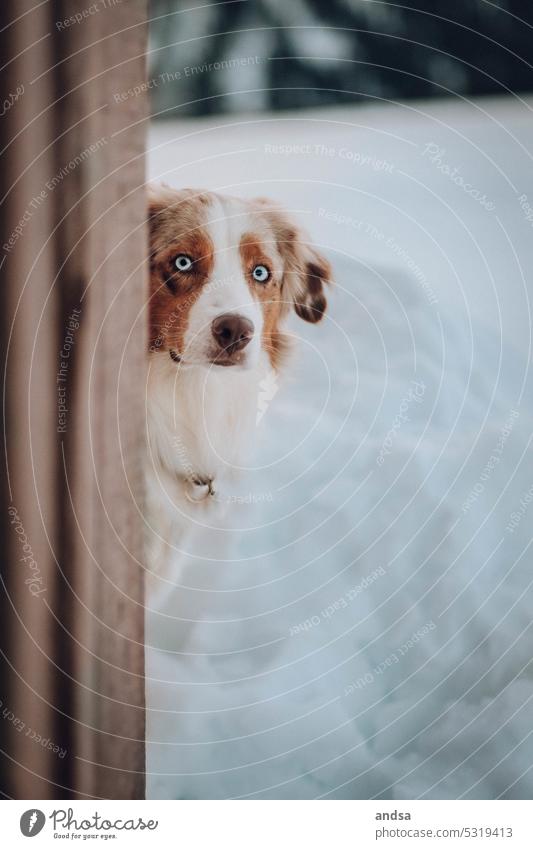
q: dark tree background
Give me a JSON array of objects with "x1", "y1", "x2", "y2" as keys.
[{"x1": 148, "y1": 0, "x2": 533, "y2": 118}]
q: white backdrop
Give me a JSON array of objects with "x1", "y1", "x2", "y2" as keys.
[{"x1": 145, "y1": 96, "x2": 533, "y2": 799}]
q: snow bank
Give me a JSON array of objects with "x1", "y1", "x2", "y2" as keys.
[{"x1": 146, "y1": 97, "x2": 533, "y2": 798}]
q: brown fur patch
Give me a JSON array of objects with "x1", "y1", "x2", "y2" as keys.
[
  {"x1": 239, "y1": 231, "x2": 286, "y2": 369},
  {"x1": 251, "y1": 198, "x2": 332, "y2": 326},
  {"x1": 244, "y1": 200, "x2": 333, "y2": 368},
  {"x1": 148, "y1": 186, "x2": 214, "y2": 354}
]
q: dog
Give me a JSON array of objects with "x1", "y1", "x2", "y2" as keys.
[{"x1": 145, "y1": 185, "x2": 332, "y2": 582}]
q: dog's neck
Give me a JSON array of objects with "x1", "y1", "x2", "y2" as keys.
[{"x1": 147, "y1": 352, "x2": 266, "y2": 505}]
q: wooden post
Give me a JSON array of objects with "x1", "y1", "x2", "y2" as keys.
[{"x1": 0, "y1": 0, "x2": 147, "y2": 799}]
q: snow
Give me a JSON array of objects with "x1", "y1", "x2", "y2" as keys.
[{"x1": 145, "y1": 96, "x2": 533, "y2": 799}]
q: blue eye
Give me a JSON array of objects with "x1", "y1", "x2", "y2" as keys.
[
  {"x1": 252, "y1": 264, "x2": 270, "y2": 283},
  {"x1": 174, "y1": 254, "x2": 193, "y2": 271}
]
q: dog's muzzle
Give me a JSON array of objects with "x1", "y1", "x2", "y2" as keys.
[{"x1": 210, "y1": 313, "x2": 254, "y2": 365}]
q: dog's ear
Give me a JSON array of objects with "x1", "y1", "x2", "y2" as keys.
[
  {"x1": 257, "y1": 199, "x2": 332, "y2": 323},
  {"x1": 147, "y1": 184, "x2": 183, "y2": 236},
  {"x1": 147, "y1": 185, "x2": 172, "y2": 258},
  {"x1": 147, "y1": 184, "x2": 168, "y2": 219},
  {"x1": 147, "y1": 185, "x2": 211, "y2": 262},
  {"x1": 289, "y1": 243, "x2": 331, "y2": 324}
]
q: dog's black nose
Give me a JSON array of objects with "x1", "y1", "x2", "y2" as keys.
[{"x1": 211, "y1": 314, "x2": 254, "y2": 354}]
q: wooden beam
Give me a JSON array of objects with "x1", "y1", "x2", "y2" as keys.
[{"x1": 0, "y1": 0, "x2": 148, "y2": 799}]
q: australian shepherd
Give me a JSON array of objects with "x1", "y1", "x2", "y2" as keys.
[{"x1": 145, "y1": 185, "x2": 332, "y2": 581}]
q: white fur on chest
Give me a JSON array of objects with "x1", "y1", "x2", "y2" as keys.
[{"x1": 146, "y1": 352, "x2": 266, "y2": 518}]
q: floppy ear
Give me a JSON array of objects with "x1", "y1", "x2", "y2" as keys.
[
  {"x1": 257, "y1": 199, "x2": 332, "y2": 323},
  {"x1": 146, "y1": 183, "x2": 188, "y2": 238},
  {"x1": 146, "y1": 184, "x2": 174, "y2": 263},
  {"x1": 290, "y1": 244, "x2": 331, "y2": 323},
  {"x1": 147, "y1": 182, "x2": 171, "y2": 223},
  {"x1": 146, "y1": 185, "x2": 210, "y2": 263}
]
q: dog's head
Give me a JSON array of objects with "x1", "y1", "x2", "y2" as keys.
[{"x1": 148, "y1": 185, "x2": 332, "y2": 370}]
